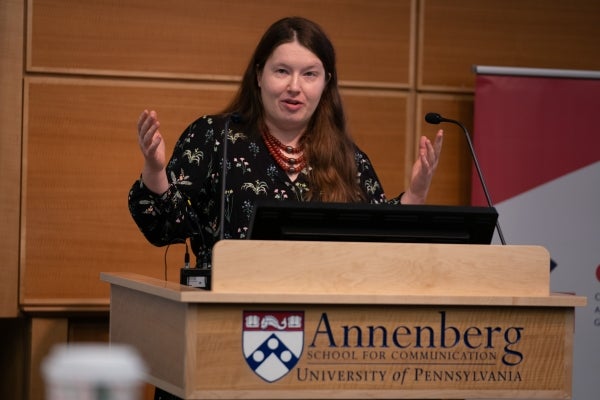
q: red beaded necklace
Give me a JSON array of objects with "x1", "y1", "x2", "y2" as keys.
[{"x1": 262, "y1": 128, "x2": 307, "y2": 174}]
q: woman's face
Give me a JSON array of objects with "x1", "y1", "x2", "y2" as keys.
[{"x1": 257, "y1": 40, "x2": 327, "y2": 136}]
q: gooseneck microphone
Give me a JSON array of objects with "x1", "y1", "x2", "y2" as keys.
[
  {"x1": 425, "y1": 112, "x2": 507, "y2": 245},
  {"x1": 181, "y1": 113, "x2": 240, "y2": 290}
]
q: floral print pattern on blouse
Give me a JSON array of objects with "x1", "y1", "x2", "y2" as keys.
[{"x1": 128, "y1": 114, "x2": 400, "y2": 267}]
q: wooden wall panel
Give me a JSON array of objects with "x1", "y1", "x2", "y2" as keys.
[
  {"x1": 419, "y1": 0, "x2": 600, "y2": 91},
  {"x1": 28, "y1": 318, "x2": 68, "y2": 400},
  {"x1": 21, "y1": 78, "x2": 237, "y2": 306},
  {"x1": 343, "y1": 90, "x2": 411, "y2": 198},
  {"x1": 416, "y1": 94, "x2": 474, "y2": 206},
  {"x1": 29, "y1": 0, "x2": 414, "y2": 87},
  {"x1": 0, "y1": 0, "x2": 24, "y2": 317}
]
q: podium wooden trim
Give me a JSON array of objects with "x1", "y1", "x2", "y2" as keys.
[{"x1": 102, "y1": 241, "x2": 586, "y2": 399}]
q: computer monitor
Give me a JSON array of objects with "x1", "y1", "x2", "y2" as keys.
[{"x1": 247, "y1": 201, "x2": 498, "y2": 245}]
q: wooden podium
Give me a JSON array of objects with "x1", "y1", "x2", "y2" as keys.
[{"x1": 101, "y1": 240, "x2": 586, "y2": 399}]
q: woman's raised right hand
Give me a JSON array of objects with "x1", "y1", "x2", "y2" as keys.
[{"x1": 137, "y1": 110, "x2": 169, "y2": 194}]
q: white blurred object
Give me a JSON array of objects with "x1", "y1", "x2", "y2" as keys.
[{"x1": 42, "y1": 343, "x2": 147, "y2": 400}]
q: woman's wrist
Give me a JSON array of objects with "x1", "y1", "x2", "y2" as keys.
[
  {"x1": 400, "y1": 189, "x2": 426, "y2": 205},
  {"x1": 141, "y1": 165, "x2": 169, "y2": 195}
]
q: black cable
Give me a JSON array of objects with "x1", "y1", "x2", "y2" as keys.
[
  {"x1": 162, "y1": 239, "x2": 189, "y2": 281},
  {"x1": 163, "y1": 244, "x2": 170, "y2": 281}
]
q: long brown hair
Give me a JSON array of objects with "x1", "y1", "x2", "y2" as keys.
[{"x1": 223, "y1": 17, "x2": 365, "y2": 202}]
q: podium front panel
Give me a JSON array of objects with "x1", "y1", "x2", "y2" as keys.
[{"x1": 189, "y1": 304, "x2": 571, "y2": 399}]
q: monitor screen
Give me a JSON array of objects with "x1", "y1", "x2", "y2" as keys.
[{"x1": 247, "y1": 201, "x2": 498, "y2": 245}]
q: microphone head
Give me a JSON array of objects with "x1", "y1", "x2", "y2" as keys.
[{"x1": 424, "y1": 112, "x2": 443, "y2": 125}]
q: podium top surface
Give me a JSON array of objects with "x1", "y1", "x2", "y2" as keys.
[{"x1": 100, "y1": 272, "x2": 586, "y2": 308}]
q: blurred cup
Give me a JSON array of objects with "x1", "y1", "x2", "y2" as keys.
[{"x1": 42, "y1": 343, "x2": 147, "y2": 400}]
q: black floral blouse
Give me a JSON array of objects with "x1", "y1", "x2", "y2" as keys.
[{"x1": 128, "y1": 114, "x2": 401, "y2": 267}]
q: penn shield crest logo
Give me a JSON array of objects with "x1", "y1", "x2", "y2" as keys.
[{"x1": 242, "y1": 311, "x2": 304, "y2": 382}]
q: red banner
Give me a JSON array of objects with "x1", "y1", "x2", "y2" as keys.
[{"x1": 472, "y1": 73, "x2": 600, "y2": 205}]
